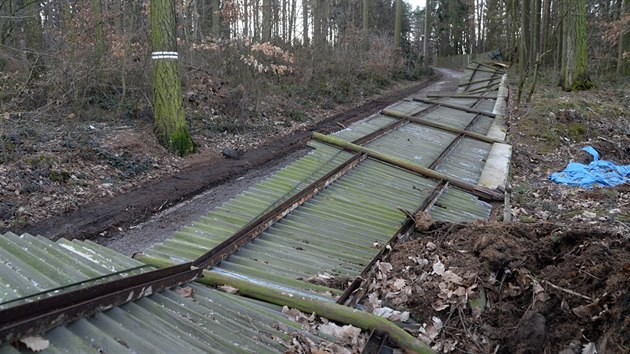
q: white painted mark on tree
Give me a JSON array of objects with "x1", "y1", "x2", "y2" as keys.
[{"x1": 151, "y1": 51, "x2": 179, "y2": 60}]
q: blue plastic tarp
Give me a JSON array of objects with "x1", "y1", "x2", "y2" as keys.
[{"x1": 549, "y1": 146, "x2": 630, "y2": 188}]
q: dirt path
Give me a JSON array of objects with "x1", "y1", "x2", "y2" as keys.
[{"x1": 12, "y1": 70, "x2": 461, "y2": 244}]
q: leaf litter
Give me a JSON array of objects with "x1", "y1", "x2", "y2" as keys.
[
  {"x1": 278, "y1": 306, "x2": 367, "y2": 353},
  {"x1": 360, "y1": 221, "x2": 630, "y2": 353}
]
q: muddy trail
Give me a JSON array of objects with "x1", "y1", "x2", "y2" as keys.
[
  {"x1": 13, "y1": 73, "x2": 448, "y2": 243},
  {"x1": 362, "y1": 221, "x2": 629, "y2": 353}
]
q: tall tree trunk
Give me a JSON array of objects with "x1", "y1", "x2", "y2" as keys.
[
  {"x1": 272, "y1": 0, "x2": 280, "y2": 39},
  {"x1": 423, "y1": 0, "x2": 430, "y2": 62},
  {"x1": 313, "y1": 0, "x2": 324, "y2": 48},
  {"x1": 617, "y1": 0, "x2": 630, "y2": 75},
  {"x1": 394, "y1": 0, "x2": 402, "y2": 47},
  {"x1": 151, "y1": 0, "x2": 195, "y2": 155},
  {"x1": 244, "y1": 0, "x2": 249, "y2": 36},
  {"x1": 211, "y1": 0, "x2": 220, "y2": 37},
  {"x1": 560, "y1": 0, "x2": 593, "y2": 90},
  {"x1": 262, "y1": 0, "x2": 271, "y2": 41},
  {"x1": 282, "y1": 0, "x2": 287, "y2": 40},
  {"x1": 254, "y1": 0, "x2": 260, "y2": 40},
  {"x1": 362, "y1": 0, "x2": 369, "y2": 33},
  {"x1": 541, "y1": 0, "x2": 550, "y2": 54},
  {"x1": 519, "y1": 0, "x2": 531, "y2": 72},
  {"x1": 531, "y1": 0, "x2": 541, "y2": 64},
  {"x1": 302, "y1": 0, "x2": 309, "y2": 45},
  {"x1": 289, "y1": 0, "x2": 297, "y2": 43}
]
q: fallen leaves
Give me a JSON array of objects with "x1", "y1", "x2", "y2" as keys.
[
  {"x1": 177, "y1": 286, "x2": 194, "y2": 297},
  {"x1": 218, "y1": 285, "x2": 239, "y2": 294},
  {"x1": 20, "y1": 336, "x2": 49, "y2": 352},
  {"x1": 280, "y1": 306, "x2": 367, "y2": 353}
]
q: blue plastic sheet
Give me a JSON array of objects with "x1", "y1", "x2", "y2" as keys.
[{"x1": 549, "y1": 146, "x2": 630, "y2": 188}]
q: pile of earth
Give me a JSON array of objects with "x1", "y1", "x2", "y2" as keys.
[{"x1": 361, "y1": 221, "x2": 629, "y2": 353}]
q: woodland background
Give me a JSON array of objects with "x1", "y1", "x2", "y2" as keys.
[{"x1": 0, "y1": 0, "x2": 628, "y2": 136}]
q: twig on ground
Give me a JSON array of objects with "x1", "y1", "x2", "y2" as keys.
[{"x1": 527, "y1": 275, "x2": 592, "y2": 301}]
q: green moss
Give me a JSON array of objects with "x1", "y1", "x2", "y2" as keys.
[
  {"x1": 288, "y1": 110, "x2": 307, "y2": 123},
  {"x1": 168, "y1": 129, "x2": 195, "y2": 156},
  {"x1": 567, "y1": 123, "x2": 587, "y2": 141},
  {"x1": 50, "y1": 170, "x2": 71, "y2": 183},
  {"x1": 518, "y1": 215, "x2": 535, "y2": 223},
  {"x1": 570, "y1": 76, "x2": 595, "y2": 91}
]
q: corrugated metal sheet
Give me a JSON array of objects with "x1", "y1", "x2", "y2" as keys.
[
  {"x1": 0, "y1": 232, "x2": 152, "y2": 309},
  {"x1": 435, "y1": 137, "x2": 492, "y2": 184},
  {"x1": 458, "y1": 62, "x2": 505, "y2": 94},
  {"x1": 364, "y1": 123, "x2": 457, "y2": 165},
  {"x1": 332, "y1": 115, "x2": 397, "y2": 142},
  {"x1": 0, "y1": 233, "x2": 354, "y2": 354},
  {"x1": 142, "y1": 140, "x2": 492, "y2": 299}
]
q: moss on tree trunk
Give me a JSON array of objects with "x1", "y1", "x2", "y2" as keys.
[
  {"x1": 560, "y1": 0, "x2": 593, "y2": 91},
  {"x1": 151, "y1": 0, "x2": 195, "y2": 156}
]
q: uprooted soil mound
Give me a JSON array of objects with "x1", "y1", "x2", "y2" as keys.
[{"x1": 365, "y1": 221, "x2": 629, "y2": 353}]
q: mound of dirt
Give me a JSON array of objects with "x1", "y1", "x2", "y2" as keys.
[{"x1": 363, "y1": 221, "x2": 630, "y2": 353}]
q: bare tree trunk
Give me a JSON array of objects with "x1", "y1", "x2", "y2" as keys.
[
  {"x1": 244, "y1": 0, "x2": 249, "y2": 36},
  {"x1": 289, "y1": 0, "x2": 297, "y2": 43},
  {"x1": 362, "y1": 0, "x2": 368, "y2": 33},
  {"x1": 313, "y1": 0, "x2": 324, "y2": 48},
  {"x1": 211, "y1": 0, "x2": 220, "y2": 37},
  {"x1": 302, "y1": 0, "x2": 309, "y2": 45},
  {"x1": 282, "y1": 0, "x2": 287, "y2": 41},
  {"x1": 519, "y1": 0, "x2": 531, "y2": 72},
  {"x1": 541, "y1": 0, "x2": 550, "y2": 54},
  {"x1": 394, "y1": 0, "x2": 402, "y2": 47},
  {"x1": 617, "y1": 0, "x2": 630, "y2": 75},
  {"x1": 531, "y1": 0, "x2": 541, "y2": 64},
  {"x1": 262, "y1": 0, "x2": 271, "y2": 41},
  {"x1": 423, "y1": 0, "x2": 429, "y2": 62},
  {"x1": 254, "y1": 0, "x2": 260, "y2": 40}
]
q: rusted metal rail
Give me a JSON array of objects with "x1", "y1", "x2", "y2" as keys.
[{"x1": 0, "y1": 263, "x2": 201, "y2": 343}]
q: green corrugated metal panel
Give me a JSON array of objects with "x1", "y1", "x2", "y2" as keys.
[
  {"x1": 0, "y1": 232, "x2": 150, "y2": 309},
  {"x1": 383, "y1": 100, "x2": 430, "y2": 116},
  {"x1": 0, "y1": 235, "x2": 353, "y2": 353},
  {"x1": 474, "y1": 99, "x2": 497, "y2": 112},
  {"x1": 23, "y1": 284, "x2": 333, "y2": 354},
  {"x1": 439, "y1": 97, "x2": 479, "y2": 106},
  {"x1": 364, "y1": 122, "x2": 458, "y2": 167},
  {"x1": 362, "y1": 123, "x2": 492, "y2": 183},
  {"x1": 332, "y1": 115, "x2": 397, "y2": 142},
  {"x1": 435, "y1": 137, "x2": 493, "y2": 184},
  {"x1": 145, "y1": 153, "x2": 441, "y2": 299},
  {"x1": 144, "y1": 142, "x2": 492, "y2": 298},
  {"x1": 147, "y1": 144, "x2": 355, "y2": 265},
  {"x1": 211, "y1": 158, "x2": 439, "y2": 298},
  {"x1": 431, "y1": 186, "x2": 491, "y2": 222},
  {"x1": 421, "y1": 106, "x2": 478, "y2": 129}
]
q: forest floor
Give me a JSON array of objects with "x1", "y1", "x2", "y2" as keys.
[{"x1": 358, "y1": 72, "x2": 630, "y2": 353}]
